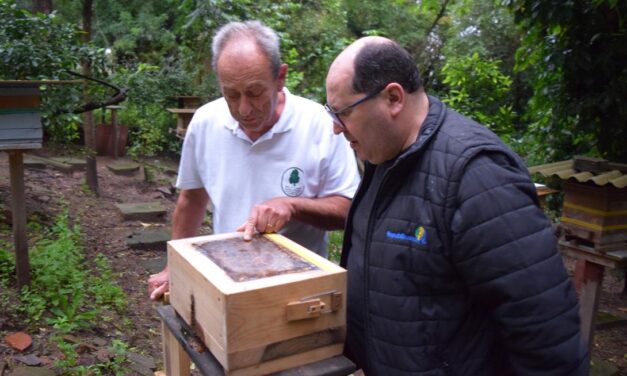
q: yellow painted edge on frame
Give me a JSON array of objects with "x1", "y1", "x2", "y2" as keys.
[
  {"x1": 561, "y1": 217, "x2": 627, "y2": 231},
  {"x1": 564, "y1": 202, "x2": 627, "y2": 217}
]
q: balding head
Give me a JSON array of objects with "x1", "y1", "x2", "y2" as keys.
[
  {"x1": 326, "y1": 37, "x2": 429, "y2": 164},
  {"x1": 328, "y1": 37, "x2": 422, "y2": 96}
]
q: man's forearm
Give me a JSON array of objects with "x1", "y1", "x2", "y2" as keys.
[
  {"x1": 171, "y1": 188, "x2": 209, "y2": 239},
  {"x1": 290, "y1": 195, "x2": 351, "y2": 230}
]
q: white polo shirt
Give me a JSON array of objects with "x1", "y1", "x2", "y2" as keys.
[{"x1": 176, "y1": 88, "x2": 360, "y2": 255}]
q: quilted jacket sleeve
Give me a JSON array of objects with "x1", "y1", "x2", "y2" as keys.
[{"x1": 449, "y1": 151, "x2": 589, "y2": 375}]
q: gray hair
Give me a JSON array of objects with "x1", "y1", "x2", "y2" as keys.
[{"x1": 211, "y1": 20, "x2": 282, "y2": 78}]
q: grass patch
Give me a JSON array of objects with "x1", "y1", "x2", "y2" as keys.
[{"x1": 328, "y1": 230, "x2": 344, "y2": 263}]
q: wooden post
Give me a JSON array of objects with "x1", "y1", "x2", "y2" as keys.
[
  {"x1": 161, "y1": 318, "x2": 191, "y2": 376},
  {"x1": 108, "y1": 106, "x2": 120, "y2": 159},
  {"x1": 8, "y1": 150, "x2": 30, "y2": 289},
  {"x1": 573, "y1": 259, "x2": 605, "y2": 351}
]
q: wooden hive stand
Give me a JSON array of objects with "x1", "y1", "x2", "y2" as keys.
[{"x1": 167, "y1": 96, "x2": 202, "y2": 140}]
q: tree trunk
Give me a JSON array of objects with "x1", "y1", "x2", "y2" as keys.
[{"x1": 82, "y1": 0, "x2": 99, "y2": 196}]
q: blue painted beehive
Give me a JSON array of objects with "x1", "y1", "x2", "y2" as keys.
[{"x1": 0, "y1": 81, "x2": 43, "y2": 149}]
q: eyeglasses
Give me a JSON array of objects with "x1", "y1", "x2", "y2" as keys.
[{"x1": 324, "y1": 88, "x2": 384, "y2": 130}]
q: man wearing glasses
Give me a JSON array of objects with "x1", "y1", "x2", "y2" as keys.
[
  {"x1": 148, "y1": 21, "x2": 360, "y2": 301},
  {"x1": 325, "y1": 36, "x2": 588, "y2": 375}
]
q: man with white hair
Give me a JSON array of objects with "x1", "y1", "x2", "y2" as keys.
[{"x1": 148, "y1": 20, "x2": 360, "y2": 300}]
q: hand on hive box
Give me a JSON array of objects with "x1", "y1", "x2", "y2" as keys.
[
  {"x1": 148, "y1": 266, "x2": 169, "y2": 301},
  {"x1": 237, "y1": 197, "x2": 295, "y2": 241}
]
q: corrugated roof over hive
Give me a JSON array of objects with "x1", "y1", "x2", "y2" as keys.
[{"x1": 528, "y1": 156, "x2": 627, "y2": 189}]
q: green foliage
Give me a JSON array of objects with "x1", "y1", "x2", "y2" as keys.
[
  {"x1": 54, "y1": 336, "x2": 130, "y2": 375},
  {"x1": 10, "y1": 211, "x2": 128, "y2": 334},
  {"x1": 0, "y1": 1, "x2": 83, "y2": 79},
  {"x1": 0, "y1": 245, "x2": 15, "y2": 314},
  {"x1": 0, "y1": 0, "x2": 109, "y2": 144},
  {"x1": 328, "y1": 230, "x2": 344, "y2": 263},
  {"x1": 440, "y1": 52, "x2": 516, "y2": 140},
  {"x1": 112, "y1": 62, "x2": 190, "y2": 157},
  {"x1": 506, "y1": 0, "x2": 627, "y2": 162},
  {"x1": 90, "y1": 253, "x2": 126, "y2": 311}
]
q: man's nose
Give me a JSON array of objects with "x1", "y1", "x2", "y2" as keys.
[
  {"x1": 238, "y1": 97, "x2": 253, "y2": 116},
  {"x1": 332, "y1": 121, "x2": 344, "y2": 135}
]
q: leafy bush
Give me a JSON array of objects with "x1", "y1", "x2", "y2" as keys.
[
  {"x1": 440, "y1": 53, "x2": 516, "y2": 143},
  {"x1": 0, "y1": 1, "x2": 84, "y2": 80},
  {"x1": 0, "y1": 1, "x2": 108, "y2": 144},
  {"x1": 112, "y1": 61, "x2": 199, "y2": 157}
]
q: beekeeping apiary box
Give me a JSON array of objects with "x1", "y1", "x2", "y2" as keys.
[{"x1": 167, "y1": 232, "x2": 347, "y2": 375}]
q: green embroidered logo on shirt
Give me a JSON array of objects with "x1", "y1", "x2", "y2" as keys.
[{"x1": 281, "y1": 167, "x2": 305, "y2": 197}]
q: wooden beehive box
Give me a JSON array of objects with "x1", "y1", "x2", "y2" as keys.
[
  {"x1": 560, "y1": 180, "x2": 627, "y2": 248},
  {"x1": 0, "y1": 82, "x2": 43, "y2": 149},
  {"x1": 168, "y1": 232, "x2": 347, "y2": 375}
]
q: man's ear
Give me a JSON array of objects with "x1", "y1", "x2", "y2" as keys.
[
  {"x1": 276, "y1": 64, "x2": 288, "y2": 91},
  {"x1": 384, "y1": 82, "x2": 404, "y2": 117}
]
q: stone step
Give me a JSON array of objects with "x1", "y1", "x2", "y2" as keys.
[
  {"x1": 115, "y1": 202, "x2": 167, "y2": 222},
  {"x1": 107, "y1": 161, "x2": 140, "y2": 176},
  {"x1": 24, "y1": 155, "x2": 76, "y2": 173},
  {"x1": 126, "y1": 228, "x2": 171, "y2": 251},
  {"x1": 141, "y1": 255, "x2": 167, "y2": 275},
  {"x1": 49, "y1": 156, "x2": 86, "y2": 169}
]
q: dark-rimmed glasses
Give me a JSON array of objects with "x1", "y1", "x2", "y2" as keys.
[{"x1": 324, "y1": 87, "x2": 384, "y2": 130}]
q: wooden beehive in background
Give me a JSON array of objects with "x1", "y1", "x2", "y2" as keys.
[
  {"x1": 168, "y1": 233, "x2": 346, "y2": 376},
  {"x1": 529, "y1": 156, "x2": 627, "y2": 252},
  {"x1": 0, "y1": 82, "x2": 43, "y2": 149},
  {"x1": 561, "y1": 180, "x2": 627, "y2": 249}
]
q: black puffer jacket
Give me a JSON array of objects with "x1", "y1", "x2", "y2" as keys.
[{"x1": 341, "y1": 97, "x2": 589, "y2": 375}]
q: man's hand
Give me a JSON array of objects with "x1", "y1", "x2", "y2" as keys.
[
  {"x1": 236, "y1": 197, "x2": 295, "y2": 241},
  {"x1": 148, "y1": 267, "x2": 169, "y2": 301}
]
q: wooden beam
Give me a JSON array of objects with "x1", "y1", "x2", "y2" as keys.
[{"x1": 573, "y1": 260, "x2": 604, "y2": 352}]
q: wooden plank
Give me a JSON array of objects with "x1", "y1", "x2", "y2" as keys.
[
  {"x1": 9, "y1": 151, "x2": 30, "y2": 288},
  {"x1": 0, "y1": 80, "x2": 81, "y2": 86},
  {"x1": 573, "y1": 156, "x2": 609, "y2": 173},
  {"x1": 607, "y1": 162, "x2": 627, "y2": 173},
  {"x1": 162, "y1": 312, "x2": 192, "y2": 376},
  {"x1": 0, "y1": 87, "x2": 40, "y2": 96},
  {"x1": 0, "y1": 128, "x2": 43, "y2": 142},
  {"x1": 0, "y1": 113, "x2": 43, "y2": 128},
  {"x1": 167, "y1": 108, "x2": 197, "y2": 114},
  {"x1": 0, "y1": 143, "x2": 41, "y2": 150},
  {"x1": 168, "y1": 241, "x2": 230, "y2": 367},
  {"x1": 228, "y1": 344, "x2": 344, "y2": 376},
  {"x1": 0, "y1": 95, "x2": 40, "y2": 109},
  {"x1": 559, "y1": 239, "x2": 627, "y2": 268}
]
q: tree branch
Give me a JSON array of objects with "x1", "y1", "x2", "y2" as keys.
[{"x1": 57, "y1": 70, "x2": 128, "y2": 115}]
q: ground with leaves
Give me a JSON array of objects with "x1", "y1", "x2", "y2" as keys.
[{"x1": 0, "y1": 147, "x2": 626, "y2": 375}]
